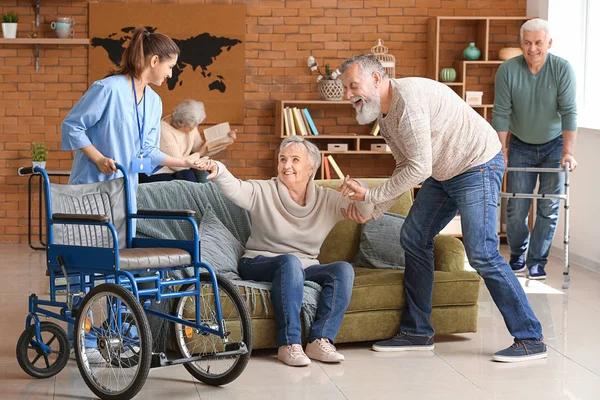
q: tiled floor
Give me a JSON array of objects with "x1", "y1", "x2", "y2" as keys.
[{"x1": 1, "y1": 243, "x2": 599, "y2": 399}]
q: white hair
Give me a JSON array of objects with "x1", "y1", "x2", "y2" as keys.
[
  {"x1": 171, "y1": 99, "x2": 206, "y2": 129},
  {"x1": 279, "y1": 136, "x2": 322, "y2": 179},
  {"x1": 520, "y1": 18, "x2": 551, "y2": 41}
]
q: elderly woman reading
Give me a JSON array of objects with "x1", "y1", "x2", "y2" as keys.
[
  {"x1": 140, "y1": 99, "x2": 237, "y2": 183},
  {"x1": 196, "y1": 136, "x2": 374, "y2": 367}
]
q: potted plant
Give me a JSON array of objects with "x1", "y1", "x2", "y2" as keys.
[
  {"x1": 31, "y1": 143, "x2": 47, "y2": 169},
  {"x1": 2, "y1": 11, "x2": 18, "y2": 39},
  {"x1": 307, "y1": 56, "x2": 343, "y2": 101}
]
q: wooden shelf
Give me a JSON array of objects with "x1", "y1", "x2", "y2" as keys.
[
  {"x1": 276, "y1": 100, "x2": 393, "y2": 179},
  {"x1": 443, "y1": 82, "x2": 464, "y2": 86},
  {"x1": 0, "y1": 38, "x2": 90, "y2": 71},
  {"x1": 279, "y1": 135, "x2": 382, "y2": 139},
  {"x1": 0, "y1": 38, "x2": 89, "y2": 44},
  {"x1": 470, "y1": 104, "x2": 494, "y2": 108}
]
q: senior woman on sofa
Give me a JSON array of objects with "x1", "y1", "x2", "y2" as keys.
[
  {"x1": 139, "y1": 99, "x2": 237, "y2": 183},
  {"x1": 196, "y1": 136, "x2": 374, "y2": 367}
]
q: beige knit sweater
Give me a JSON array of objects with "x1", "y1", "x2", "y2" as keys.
[
  {"x1": 213, "y1": 161, "x2": 374, "y2": 268},
  {"x1": 364, "y1": 78, "x2": 502, "y2": 216},
  {"x1": 156, "y1": 119, "x2": 204, "y2": 174}
]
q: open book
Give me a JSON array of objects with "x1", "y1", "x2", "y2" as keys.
[{"x1": 203, "y1": 122, "x2": 234, "y2": 154}]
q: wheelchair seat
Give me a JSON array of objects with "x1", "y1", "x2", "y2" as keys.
[{"x1": 118, "y1": 247, "x2": 192, "y2": 271}]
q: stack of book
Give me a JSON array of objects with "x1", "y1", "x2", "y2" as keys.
[{"x1": 283, "y1": 107, "x2": 320, "y2": 136}]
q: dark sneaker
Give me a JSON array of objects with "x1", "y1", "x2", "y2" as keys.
[
  {"x1": 509, "y1": 254, "x2": 526, "y2": 273},
  {"x1": 528, "y1": 264, "x2": 546, "y2": 280},
  {"x1": 493, "y1": 340, "x2": 547, "y2": 363},
  {"x1": 372, "y1": 333, "x2": 434, "y2": 352}
]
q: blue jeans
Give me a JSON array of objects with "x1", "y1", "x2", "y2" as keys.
[
  {"x1": 400, "y1": 152, "x2": 543, "y2": 341},
  {"x1": 238, "y1": 255, "x2": 355, "y2": 347},
  {"x1": 507, "y1": 135, "x2": 564, "y2": 268}
]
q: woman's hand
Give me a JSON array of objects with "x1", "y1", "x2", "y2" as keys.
[
  {"x1": 195, "y1": 157, "x2": 219, "y2": 179},
  {"x1": 228, "y1": 129, "x2": 238, "y2": 141},
  {"x1": 339, "y1": 175, "x2": 366, "y2": 201},
  {"x1": 341, "y1": 203, "x2": 373, "y2": 224},
  {"x1": 95, "y1": 157, "x2": 117, "y2": 175}
]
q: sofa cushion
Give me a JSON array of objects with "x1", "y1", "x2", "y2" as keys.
[
  {"x1": 346, "y1": 267, "x2": 481, "y2": 313},
  {"x1": 315, "y1": 179, "x2": 413, "y2": 265},
  {"x1": 199, "y1": 208, "x2": 244, "y2": 281},
  {"x1": 354, "y1": 212, "x2": 406, "y2": 270}
]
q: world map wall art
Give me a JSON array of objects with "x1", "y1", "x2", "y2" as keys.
[{"x1": 89, "y1": 3, "x2": 245, "y2": 124}]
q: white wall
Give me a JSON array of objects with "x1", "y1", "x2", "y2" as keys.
[{"x1": 550, "y1": 128, "x2": 600, "y2": 271}]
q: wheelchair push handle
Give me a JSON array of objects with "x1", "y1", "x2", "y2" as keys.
[{"x1": 18, "y1": 166, "x2": 35, "y2": 176}]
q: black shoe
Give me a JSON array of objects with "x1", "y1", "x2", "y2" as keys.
[
  {"x1": 372, "y1": 333, "x2": 434, "y2": 352},
  {"x1": 493, "y1": 340, "x2": 547, "y2": 363},
  {"x1": 509, "y1": 254, "x2": 526, "y2": 273}
]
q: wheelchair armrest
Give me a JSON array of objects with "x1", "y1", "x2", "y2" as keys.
[
  {"x1": 52, "y1": 213, "x2": 110, "y2": 223},
  {"x1": 137, "y1": 209, "x2": 196, "y2": 217}
]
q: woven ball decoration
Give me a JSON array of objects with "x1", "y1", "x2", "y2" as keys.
[{"x1": 318, "y1": 79, "x2": 344, "y2": 101}]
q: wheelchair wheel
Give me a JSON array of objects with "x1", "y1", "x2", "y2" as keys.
[
  {"x1": 74, "y1": 283, "x2": 152, "y2": 400},
  {"x1": 16, "y1": 321, "x2": 70, "y2": 379},
  {"x1": 172, "y1": 273, "x2": 252, "y2": 386},
  {"x1": 101, "y1": 311, "x2": 141, "y2": 368}
]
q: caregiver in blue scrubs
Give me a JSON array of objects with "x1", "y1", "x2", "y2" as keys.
[{"x1": 62, "y1": 27, "x2": 195, "y2": 213}]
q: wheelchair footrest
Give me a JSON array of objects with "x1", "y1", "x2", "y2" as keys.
[{"x1": 151, "y1": 342, "x2": 248, "y2": 368}]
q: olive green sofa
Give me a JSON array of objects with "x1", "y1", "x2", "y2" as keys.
[{"x1": 242, "y1": 179, "x2": 481, "y2": 350}]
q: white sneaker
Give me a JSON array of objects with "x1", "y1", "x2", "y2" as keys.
[
  {"x1": 305, "y1": 338, "x2": 344, "y2": 363},
  {"x1": 277, "y1": 344, "x2": 311, "y2": 367}
]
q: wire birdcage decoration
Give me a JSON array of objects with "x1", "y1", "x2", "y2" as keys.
[{"x1": 371, "y1": 39, "x2": 396, "y2": 78}]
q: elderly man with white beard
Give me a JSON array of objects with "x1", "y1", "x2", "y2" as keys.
[{"x1": 338, "y1": 54, "x2": 547, "y2": 363}]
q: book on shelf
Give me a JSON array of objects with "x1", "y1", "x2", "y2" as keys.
[
  {"x1": 300, "y1": 109, "x2": 312, "y2": 135},
  {"x1": 323, "y1": 156, "x2": 331, "y2": 179},
  {"x1": 327, "y1": 155, "x2": 344, "y2": 179},
  {"x1": 369, "y1": 120, "x2": 380, "y2": 136},
  {"x1": 203, "y1": 122, "x2": 234, "y2": 153},
  {"x1": 283, "y1": 106, "x2": 291, "y2": 136},
  {"x1": 292, "y1": 107, "x2": 308, "y2": 136},
  {"x1": 286, "y1": 107, "x2": 296, "y2": 136},
  {"x1": 302, "y1": 108, "x2": 319, "y2": 135}
]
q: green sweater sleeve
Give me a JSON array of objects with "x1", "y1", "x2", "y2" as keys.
[
  {"x1": 557, "y1": 60, "x2": 577, "y2": 131},
  {"x1": 492, "y1": 63, "x2": 512, "y2": 133}
]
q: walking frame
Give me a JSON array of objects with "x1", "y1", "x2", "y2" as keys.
[{"x1": 500, "y1": 162, "x2": 571, "y2": 289}]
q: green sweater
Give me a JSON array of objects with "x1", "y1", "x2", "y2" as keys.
[{"x1": 492, "y1": 53, "x2": 577, "y2": 144}]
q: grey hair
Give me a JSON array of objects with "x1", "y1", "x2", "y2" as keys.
[
  {"x1": 171, "y1": 99, "x2": 206, "y2": 129},
  {"x1": 339, "y1": 54, "x2": 387, "y2": 78},
  {"x1": 279, "y1": 136, "x2": 322, "y2": 179},
  {"x1": 520, "y1": 18, "x2": 551, "y2": 41}
]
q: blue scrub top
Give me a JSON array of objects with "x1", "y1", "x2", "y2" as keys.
[{"x1": 62, "y1": 74, "x2": 167, "y2": 213}]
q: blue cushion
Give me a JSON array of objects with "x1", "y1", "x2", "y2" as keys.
[
  {"x1": 353, "y1": 212, "x2": 406, "y2": 270},
  {"x1": 199, "y1": 208, "x2": 244, "y2": 281}
]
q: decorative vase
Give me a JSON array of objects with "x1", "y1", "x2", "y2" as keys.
[
  {"x1": 317, "y1": 79, "x2": 344, "y2": 101},
  {"x1": 463, "y1": 42, "x2": 481, "y2": 61},
  {"x1": 498, "y1": 47, "x2": 523, "y2": 61},
  {"x1": 440, "y1": 68, "x2": 457, "y2": 82},
  {"x1": 1, "y1": 23, "x2": 18, "y2": 39},
  {"x1": 32, "y1": 161, "x2": 46, "y2": 170}
]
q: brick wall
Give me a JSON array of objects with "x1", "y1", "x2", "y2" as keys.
[{"x1": 0, "y1": 0, "x2": 526, "y2": 243}]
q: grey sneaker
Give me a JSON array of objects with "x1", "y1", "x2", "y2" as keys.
[
  {"x1": 372, "y1": 333, "x2": 434, "y2": 352},
  {"x1": 493, "y1": 340, "x2": 547, "y2": 363}
]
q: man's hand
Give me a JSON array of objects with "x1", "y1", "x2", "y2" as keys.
[
  {"x1": 95, "y1": 157, "x2": 117, "y2": 175},
  {"x1": 502, "y1": 148, "x2": 508, "y2": 166},
  {"x1": 194, "y1": 157, "x2": 219, "y2": 179},
  {"x1": 341, "y1": 203, "x2": 373, "y2": 224},
  {"x1": 561, "y1": 153, "x2": 577, "y2": 171},
  {"x1": 228, "y1": 129, "x2": 238, "y2": 140},
  {"x1": 339, "y1": 175, "x2": 366, "y2": 201}
]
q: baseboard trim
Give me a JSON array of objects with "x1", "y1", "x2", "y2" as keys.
[{"x1": 550, "y1": 246, "x2": 600, "y2": 274}]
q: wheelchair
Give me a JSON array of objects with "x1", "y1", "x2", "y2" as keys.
[{"x1": 16, "y1": 164, "x2": 252, "y2": 400}]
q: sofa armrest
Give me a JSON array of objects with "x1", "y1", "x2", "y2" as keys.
[{"x1": 433, "y1": 235, "x2": 465, "y2": 272}]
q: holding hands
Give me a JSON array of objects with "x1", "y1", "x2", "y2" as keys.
[
  {"x1": 339, "y1": 175, "x2": 373, "y2": 224},
  {"x1": 194, "y1": 156, "x2": 219, "y2": 179}
]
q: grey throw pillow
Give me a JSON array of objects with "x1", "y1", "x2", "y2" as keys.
[
  {"x1": 354, "y1": 212, "x2": 406, "y2": 270},
  {"x1": 199, "y1": 209, "x2": 244, "y2": 281}
]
